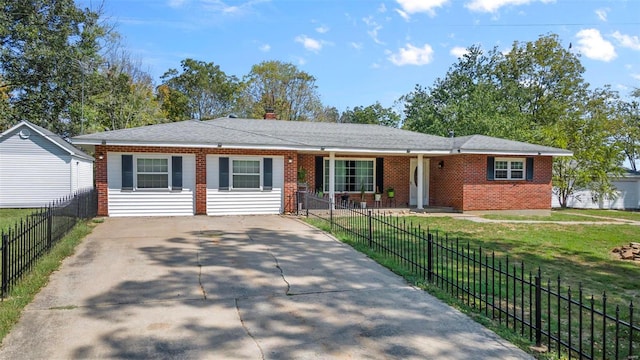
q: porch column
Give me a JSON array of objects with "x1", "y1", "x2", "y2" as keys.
[
  {"x1": 329, "y1": 152, "x2": 335, "y2": 209},
  {"x1": 417, "y1": 154, "x2": 424, "y2": 209}
]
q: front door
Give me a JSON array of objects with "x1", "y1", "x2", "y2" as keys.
[{"x1": 409, "y1": 159, "x2": 429, "y2": 206}]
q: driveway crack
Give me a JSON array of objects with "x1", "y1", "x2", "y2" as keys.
[
  {"x1": 196, "y1": 233, "x2": 207, "y2": 300},
  {"x1": 269, "y1": 252, "x2": 291, "y2": 296},
  {"x1": 235, "y1": 298, "x2": 265, "y2": 360}
]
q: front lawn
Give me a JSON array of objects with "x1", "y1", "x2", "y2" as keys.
[
  {"x1": 405, "y1": 215, "x2": 639, "y2": 306},
  {"x1": 0, "y1": 209, "x2": 36, "y2": 232}
]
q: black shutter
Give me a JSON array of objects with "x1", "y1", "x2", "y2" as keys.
[
  {"x1": 314, "y1": 156, "x2": 324, "y2": 191},
  {"x1": 219, "y1": 157, "x2": 229, "y2": 190},
  {"x1": 172, "y1": 156, "x2": 183, "y2": 190},
  {"x1": 376, "y1": 157, "x2": 384, "y2": 193},
  {"x1": 121, "y1": 155, "x2": 133, "y2": 190},
  {"x1": 263, "y1": 158, "x2": 273, "y2": 190},
  {"x1": 526, "y1": 157, "x2": 534, "y2": 181},
  {"x1": 487, "y1": 156, "x2": 495, "y2": 181}
]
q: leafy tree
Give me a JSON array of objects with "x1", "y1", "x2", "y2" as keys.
[
  {"x1": 160, "y1": 59, "x2": 240, "y2": 120},
  {"x1": 549, "y1": 87, "x2": 624, "y2": 207},
  {"x1": 0, "y1": 0, "x2": 106, "y2": 134},
  {"x1": 401, "y1": 33, "x2": 624, "y2": 207},
  {"x1": 156, "y1": 84, "x2": 190, "y2": 121},
  {"x1": 241, "y1": 60, "x2": 322, "y2": 121},
  {"x1": 402, "y1": 46, "x2": 521, "y2": 139},
  {"x1": 613, "y1": 89, "x2": 640, "y2": 172},
  {"x1": 340, "y1": 102, "x2": 400, "y2": 127}
]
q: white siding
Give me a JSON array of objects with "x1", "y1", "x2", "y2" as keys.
[
  {"x1": 0, "y1": 126, "x2": 71, "y2": 208},
  {"x1": 107, "y1": 152, "x2": 195, "y2": 217},
  {"x1": 206, "y1": 155, "x2": 284, "y2": 215},
  {"x1": 552, "y1": 179, "x2": 640, "y2": 209},
  {"x1": 71, "y1": 157, "x2": 94, "y2": 193}
]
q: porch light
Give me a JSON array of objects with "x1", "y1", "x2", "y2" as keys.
[
  {"x1": 288, "y1": 157, "x2": 293, "y2": 163},
  {"x1": 438, "y1": 160, "x2": 444, "y2": 169}
]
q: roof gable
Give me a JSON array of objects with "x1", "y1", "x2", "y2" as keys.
[{"x1": 1, "y1": 121, "x2": 94, "y2": 161}]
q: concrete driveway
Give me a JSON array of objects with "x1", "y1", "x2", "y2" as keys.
[{"x1": 0, "y1": 215, "x2": 532, "y2": 359}]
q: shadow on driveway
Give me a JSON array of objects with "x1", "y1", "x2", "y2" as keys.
[{"x1": 0, "y1": 215, "x2": 531, "y2": 359}]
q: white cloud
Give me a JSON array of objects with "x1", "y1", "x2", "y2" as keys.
[
  {"x1": 378, "y1": 3, "x2": 387, "y2": 13},
  {"x1": 595, "y1": 8, "x2": 608, "y2": 22},
  {"x1": 315, "y1": 25, "x2": 330, "y2": 34},
  {"x1": 259, "y1": 44, "x2": 271, "y2": 52},
  {"x1": 631, "y1": 73, "x2": 640, "y2": 81},
  {"x1": 465, "y1": 0, "x2": 554, "y2": 14},
  {"x1": 295, "y1": 35, "x2": 323, "y2": 52},
  {"x1": 612, "y1": 31, "x2": 640, "y2": 51},
  {"x1": 389, "y1": 43, "x2": 434, "y2": 66},
  {"x1": 450, "y1": 46, "x2": 469, "y2": 58},
  {"x1": 168, "y1": 0, "x2": 187, "y2": 8},
  {"x1": 201, "y1": 0, "x2": 270, "y2": 15},
  {"x1": 351, "y1": 42, "x2": 363, "y2": 50},
  {"x1": 396, "y1": 0, "x2": 449, "y2": 17},
  {"x1": 363, "y1": 16, "x2": 384, "y2": 44},
  {"x1": 575, "y1": 28, "x2": 617, "y2": 62}
]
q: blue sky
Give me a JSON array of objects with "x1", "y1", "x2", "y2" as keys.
[{"x1": 89, "y1": 0, "x2": 640, "y2": 112}]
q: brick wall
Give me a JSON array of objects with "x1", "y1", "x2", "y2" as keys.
[
  {"x1": 94, "y1": 145, "x2": 554, "y2": 215},
  {"x1": 430, "y1": 154, "x2": 552, "y2": 211},
  {"x1": 94, "y1": 145, "x2": 298, "y2": 216}
]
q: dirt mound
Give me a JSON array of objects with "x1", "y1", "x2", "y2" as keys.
[{"x1": 612, "y1": 242, "x2": 640, "y2": 262}]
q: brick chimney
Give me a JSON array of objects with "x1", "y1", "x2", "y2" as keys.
[{"x1": 264, "y1": 107, "x2": 277, "y2": 119}]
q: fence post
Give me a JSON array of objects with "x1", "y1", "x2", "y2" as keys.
[
  {"x1": 47, "y1": 206, "x2": 53, "y2": 250},
  {"x1": 305, "y1": 191, "x2": 309, "y2": 217},
  {"x1": 2, "y1": 234, "x2": 9, "y2": 298},
  {"x1": 535, "y1": 268, "x2": 542, "y2": 347},
  {"x1": 329, "y1": 199, "x2": 334, "y2": 232},
  {"x1": 427, "y1": 232, "x2": 433, "y2": 282},
  {"x1": 368, "y1": 210, "x2": 372, "y2": 248}
]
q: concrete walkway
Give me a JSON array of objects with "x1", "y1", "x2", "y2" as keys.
[{"x1": 0, "y1": 215, "x2": 531, "y2": 359}]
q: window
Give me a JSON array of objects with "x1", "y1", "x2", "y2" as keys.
[
  {"x1": 232, "y1": 159, "x2": 261, "y2": 189},
  {"x1": 323, "y1": 159, "x2": 374, "y2": 192},
  {"x1": 494, "y1": 158, "x2": 524, "y2": 180},
  {"x1": 137, "y1": 158, "x2": 169, "y2": 188}
]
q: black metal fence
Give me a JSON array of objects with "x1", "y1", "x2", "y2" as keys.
[
  {"x1": 1, "y1": 188, "x2": 97, "y2": 298},
  {"x1": 304, "y1": 194, "x2": 639, "y2": 360}
]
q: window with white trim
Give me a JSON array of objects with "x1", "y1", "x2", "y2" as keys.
[
  {"x1": 494, "y1": 158, "x2": 525, "y2": 180},
  {"x1": 232, "y1": 159, "x2": 261, "y2": 189},
  {"x1": 323, "y1": 159, "x2": 374, "y2": 192},
  {"x1": 137, "y1": 158, "x2": 169, "y2": 188}
]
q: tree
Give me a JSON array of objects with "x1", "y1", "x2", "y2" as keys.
[
  {"x1": 0, "y1": 0, "x2": 106, "y2": 134},
  {"x1": 400, "y1": 33, "x2": 624, "y2": 207},
  {"x1": 549, "y1": 87, "x2": 624, "y2": 207},
  {"x1": 402, "y1": 46, "x2": 521, "y2": 139},
  {"x1": 613, "y1": 89, "x2": 640, "y2": 172},
  {"x1": 241, "y1": 60, "x2": 322, "y2": 121},
  {"x1": 159, "y1": 59, "x2": 240, "y2": 120},
  {"x1": 340, "y1": 102, "x2": 400, "y2": 127}
]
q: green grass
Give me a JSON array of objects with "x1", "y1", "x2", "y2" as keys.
[
  {"x1": 558, "y1": 208, "x2": 640, "y2": 221},
  {"x1": 0, "y1": 219, "x2": 96, "y2": 343},
  {"x1": 0, "y1": 209, "x2": 37, "y2": 232},
  {"x1": 305, "y1": 211, "x2": 640, "y2": 359},
  {"x1": 406, "y1": 216, "x2": 639, "y2": 305}
]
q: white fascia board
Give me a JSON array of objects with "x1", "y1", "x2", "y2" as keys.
[{"x1": 454, "y1": 149, "x2": 573, "y2": 157}]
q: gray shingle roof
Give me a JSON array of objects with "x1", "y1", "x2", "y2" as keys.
[
  {"x1": 2, "y1": 120, "x2": 94, "y2": 161},
  {"x1": 72, "y1": 117, "x2": 572, "y2": 156}
]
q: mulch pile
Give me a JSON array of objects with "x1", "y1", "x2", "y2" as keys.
[{"x1": 612, "y1": 242, "x2": 640, "y2": 262}]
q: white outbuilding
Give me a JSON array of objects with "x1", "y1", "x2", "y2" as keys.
[{"x1": 0, "y1": 120, "x2": 94, "y2": 208}]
